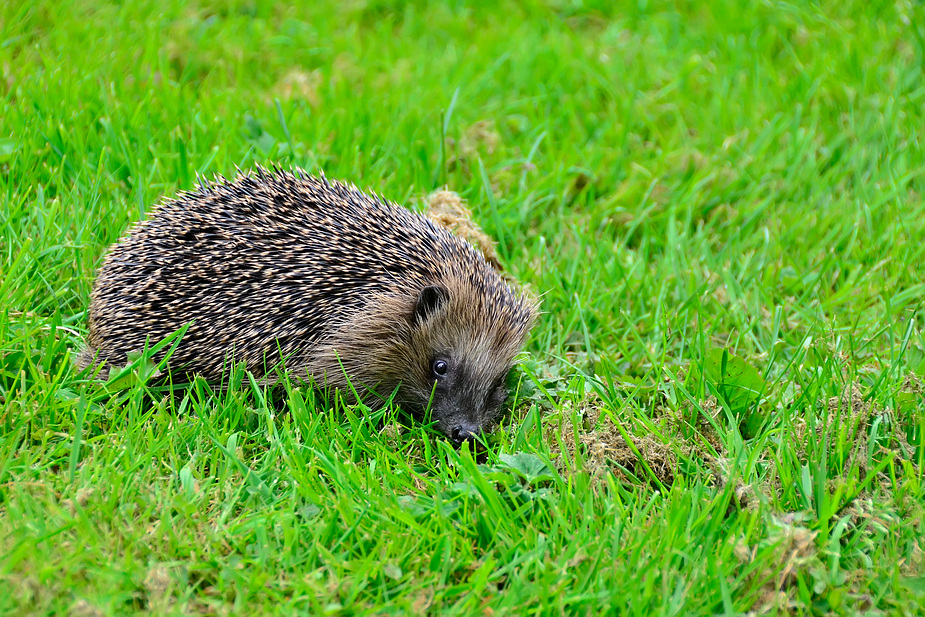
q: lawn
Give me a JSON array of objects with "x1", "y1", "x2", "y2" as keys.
[{"x1": 2, "y1": 0, "x2": 924, "y2": 614}]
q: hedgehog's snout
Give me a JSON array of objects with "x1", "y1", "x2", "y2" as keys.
[{"x1": 450, "y1": 423, "x2": 480, "y2": 446}]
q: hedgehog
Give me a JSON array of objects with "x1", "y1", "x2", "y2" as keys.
[{"x1": 79, "y1": 167, "x2": 537, "y2": 444}]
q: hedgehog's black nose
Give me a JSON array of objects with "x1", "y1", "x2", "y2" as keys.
[{"x1": 451, "y1": 425, "x2": 478, "y2": 445}]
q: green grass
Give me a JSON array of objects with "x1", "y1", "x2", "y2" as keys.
[{"x1": 2, "y1": 0, "x2": 925, "y2": 614}]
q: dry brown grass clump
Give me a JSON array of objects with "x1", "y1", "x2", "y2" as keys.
[
  {"x1": 540, "y1": 375, "x2": 917, "y2": 514},
  {"x1": 547, "y1": 397, "x2": 727, "y2": 490},
  {"x1": 733, "y1": 515, "x2": 824, "y2": 615},
  {"x1": 425, "y1": 189, "x2": 503, "y2": 272}
]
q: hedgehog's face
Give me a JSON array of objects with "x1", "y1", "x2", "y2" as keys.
[
  {"x1": 421, "y1": 347, "x2": 514, "y2": 445},
  {"x1": 401, "y1": 284, "x2": 534, "y2": 445}
]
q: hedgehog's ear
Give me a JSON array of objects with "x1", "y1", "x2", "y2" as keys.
[{"x1": 413, "y1": 285, "x2": 449, "y2": 323}]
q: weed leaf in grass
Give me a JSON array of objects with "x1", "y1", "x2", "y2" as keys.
[
  {"x1": 0, "y1": 138, "x2": 16, "y2": 162},
  {"x1": 693, "y1": 348, "x2": 766, "y2": 435},
  {"x1": 474, "y1": 452, "x2": 557, "y2": 511},
  {"x1": 496, "y1": 452, "x2": 555, "y2": 485}
]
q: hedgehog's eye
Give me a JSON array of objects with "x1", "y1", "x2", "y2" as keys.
[{"x1": 432, "y1": 359, "x2": 449, "y2": 377}]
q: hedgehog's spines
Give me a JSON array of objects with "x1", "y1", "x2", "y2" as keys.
[
  {"x1": 270, "y1": 162, "x2": 289, "y2": 180},
  {"x1": 194, "y1": 171, "x2": 211, "y2": 193}
]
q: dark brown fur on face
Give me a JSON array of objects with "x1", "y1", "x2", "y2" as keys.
[{"x1": 79, "y1": 167, "x2": 537, "y2": 443}]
